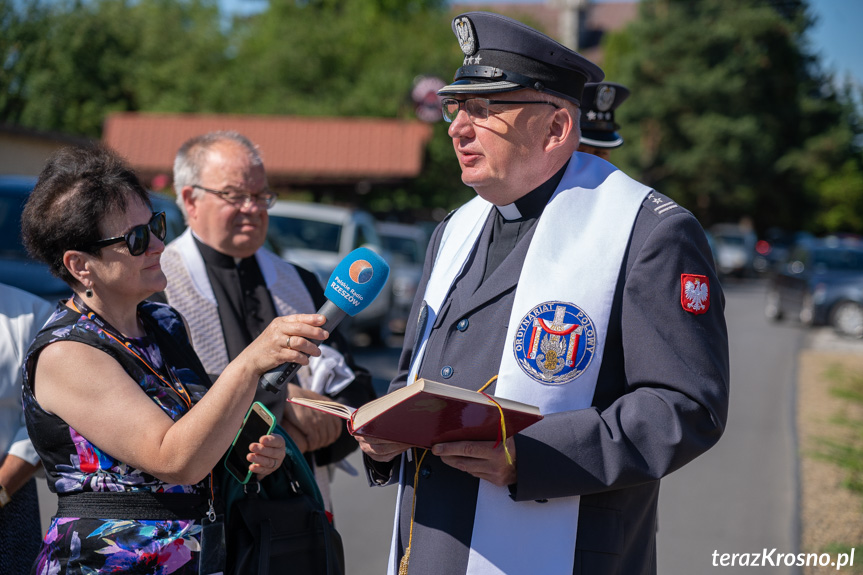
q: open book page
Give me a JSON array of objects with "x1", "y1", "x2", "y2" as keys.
[
  {"x1": 290, "y1": 379, "x2": 543, "y2": 448},
  {"x1": 287, "y1": 397, "x2": 355, "y2": 420}
]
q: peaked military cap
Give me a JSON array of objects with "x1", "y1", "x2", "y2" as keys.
[
  {"x1": 579, "y1": 82, "x2": 630, "y2": 148},
  {"x1": 438, "y1": 12, "x2": 604, "y2": 105}
]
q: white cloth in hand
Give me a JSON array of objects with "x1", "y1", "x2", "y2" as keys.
[{"x1": 295, "y1": 343, "x2": 355, "y2": 396}]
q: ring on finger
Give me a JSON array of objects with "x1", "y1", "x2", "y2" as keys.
[{"x1": 286, "y1": 336, "x2": 292, "y2": 350}]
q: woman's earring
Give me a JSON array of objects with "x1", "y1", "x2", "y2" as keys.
[{"x1": 85, "y1": 287, "x2": 93, "y2": 298}]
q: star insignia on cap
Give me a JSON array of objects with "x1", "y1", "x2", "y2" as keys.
[{"x1": 586, "y1": 110, "x2": 597, "y2": 121}]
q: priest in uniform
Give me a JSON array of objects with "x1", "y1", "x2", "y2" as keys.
[{"x1": 358, "y1": 11, "x2": 729, "y2": 575}]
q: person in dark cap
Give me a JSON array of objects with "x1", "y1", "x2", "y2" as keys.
[
  {"x1": 578, "y1": 81, "x2": 631, "y2": 161},
  {"x1": 359, "y1": 11, "x2": 728, "y2": 575}
]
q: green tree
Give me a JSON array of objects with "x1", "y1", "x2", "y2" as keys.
[
  {"x1": 1, "y1": 0, "x2": 473, "y2": 217},
  {"x1": 1, "y1": 0, "x2": 49, "y2": 126},
  {"x1": 223, "y1": 0, "x2": 454, "y2": 117},
  {"x1": 221, "y1": 0, "x2": 466, "y2": 214},
  {"x1": 602, "y1": 0, "x2": 863, "y2": 233},
  {"x1": 1, "y1": 0, "x2": 228, "y2": 137}
]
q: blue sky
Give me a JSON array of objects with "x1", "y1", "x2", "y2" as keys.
[{"x1": 807, "y1": 0, "x2": 863, "y2": 90}]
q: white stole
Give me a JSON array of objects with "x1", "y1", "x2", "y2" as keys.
[
  {"x1": 166, "y1": 229, "x2": 316, "y2": 374},
  {"x1": 387, "y1": 153, "x2": 650, "y2": 574},
  {"x1": 171, "y1": 228, "x2": 315, "y2": 312}
]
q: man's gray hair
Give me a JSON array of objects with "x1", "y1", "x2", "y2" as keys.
[{"x1": 172, "y1": 131, "x2": 264, "y2": 218}]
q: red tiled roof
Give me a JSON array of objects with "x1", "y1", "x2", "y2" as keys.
[{"x1": 102, "y1": 113, "x2": 434, "y2": 185}]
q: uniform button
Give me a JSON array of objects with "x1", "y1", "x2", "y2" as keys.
[
  {"x1": 420, "y1": 467, "x2": 432, "y2": 479},
  {"x1": 456, "y1": 318, "x2": 469, "y2": 332},
  {"x1": 441, "y1": 366, "x2": 453, "y2": 379}
]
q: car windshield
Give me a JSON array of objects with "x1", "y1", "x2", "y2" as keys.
[
  {"x1": 381, "y1": 235, "x2": 421, "y2": 265},
  {"x1": 0, "y1": 193, "x2": 29, "y2": 258},
  {"x1": 267, "y1": 215, "x2": 342, "y2": 254},
  {"x1": 811, "y1": 248, "x2": 863, "y2": 271}
]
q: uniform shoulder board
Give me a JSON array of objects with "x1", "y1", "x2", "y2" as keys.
[{"x1": 642, "y1": 191, "x2": 680, "y2": 217}]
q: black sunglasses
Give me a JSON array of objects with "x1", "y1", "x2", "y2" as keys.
[{"x1": 85, "y1": 212, "x2": 167, "y2": 256}]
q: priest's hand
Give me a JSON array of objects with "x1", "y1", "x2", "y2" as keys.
[
  {"x1": 357, "y1": 435, "x2": 412, "y2": 463},
  {"x1": 432, "y1": 437, "x2": 517, "y2": 486},
  {"x1": 283, "y1": 384, "x2": 343, "y2": 452}
]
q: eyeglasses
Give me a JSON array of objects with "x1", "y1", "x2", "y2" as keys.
[
  {"x1": 441, "y1": 97, "x2": 560, "y2": 123},
  {"x1": 193, "y1": 184, "x2": 277, "y2": 210},
  {"x1": 86, "y1": 212, "x2": 167, "y2": 256}
]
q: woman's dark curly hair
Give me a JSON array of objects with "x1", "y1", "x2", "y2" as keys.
[{"x1": 21, "y1": 144, "x2": 152, "y2": 287}]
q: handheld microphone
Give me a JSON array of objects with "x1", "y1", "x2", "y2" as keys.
[{"x1": 260, "y1": 246, "x2": 390, "y2": 394}]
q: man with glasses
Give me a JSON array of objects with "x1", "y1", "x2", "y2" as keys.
[
  {"x1": 159, "y1": 131, "x2": 373, "y2": 509},
  {"x1": 358, "y1": 12, "x2": 729, "y2": 575}
]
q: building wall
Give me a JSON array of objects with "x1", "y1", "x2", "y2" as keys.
[{"x1": 0, "y1": 133, "x2": 68, "y2": 176}]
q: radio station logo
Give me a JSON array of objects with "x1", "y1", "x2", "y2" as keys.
[
  {"x1": 348, "y1": 260, "x2": 374, "y2": 284},
  {"x1": 513, "y1": 301, "x2": 596, "y2": 384}
]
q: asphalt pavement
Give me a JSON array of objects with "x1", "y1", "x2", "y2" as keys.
[{"x1": 657, "y1": 279, "x2": 805, "y2": 574}]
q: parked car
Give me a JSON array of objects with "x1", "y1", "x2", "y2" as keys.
[
  {"x1": 376, "y1": 221, "x2": 428, "y2": 334},
  {"x1": 0, "y1": 175, "x2": 185, "y2": 302},
  {"x1": 765, "y1": 237, "x2": 863, "y2": 338},
  {"x1": 266, "y1": 201, "x2": 392, "y2": 340},
  {"x1": 753, "y1": 229, "x2": 814, "y2": 274},
  {"x1": 0, "y1": 175, "x2": 69, "y2": 301},
  {"x1": 710, "y1": 223, "x2": 757, "y2": 278}
]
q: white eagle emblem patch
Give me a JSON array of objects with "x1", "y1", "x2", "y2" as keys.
[{"x1": 681, "y1": 274, "x2": 710, "y2": 315}]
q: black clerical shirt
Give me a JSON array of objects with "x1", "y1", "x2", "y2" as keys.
[
  {"x1": 194, "y1": 237, "x2": 278, "y2": 362},
  {"x1": 481, "y1": 162, "x2": 567, "y2": 282}
]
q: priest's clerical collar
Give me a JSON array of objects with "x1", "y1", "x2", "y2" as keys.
[
  {"x1": 494, "y1": 161, "x2": 569, "y2": 221},
  {"x1": 193, "y1": 233, "x2": 250, "y2": 269}
]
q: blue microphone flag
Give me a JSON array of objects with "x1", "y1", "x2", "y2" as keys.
[{"x1": 324, "y1": 246, "x2": 390, "y2": 316}]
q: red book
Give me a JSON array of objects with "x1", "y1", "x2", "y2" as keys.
[{"x1": 289, "y1": 378, "x2": 543, "y2": 449}]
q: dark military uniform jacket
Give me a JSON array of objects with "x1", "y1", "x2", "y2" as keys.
[{"x1": 367, "y1": 159, "x2": 730, "y2": 575}]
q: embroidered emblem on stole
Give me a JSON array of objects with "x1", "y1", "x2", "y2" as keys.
[{"x1": 513, "y1": 301, "x2": 596, "y2": 384}]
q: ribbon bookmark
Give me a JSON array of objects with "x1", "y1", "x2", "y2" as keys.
[{"x1": 480, "y1": 392, "x2": 514, "y2": 466}]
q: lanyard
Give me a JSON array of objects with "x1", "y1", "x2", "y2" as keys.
[
  {"x1": 68, "y1": 296, "x2": 216, "y2": 520},
  {"x1": 69, "y1": 296, "x2": 194, "y2": 409}
]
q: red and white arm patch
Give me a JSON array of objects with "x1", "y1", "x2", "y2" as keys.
[{"x1": 680, "y1": 274, "x2": 710, "y2": 315}]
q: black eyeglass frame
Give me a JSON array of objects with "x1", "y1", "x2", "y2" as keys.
[
  {"x1": 85, "y1": 211, "x2": 167, "y2": 256},
  {"x1": 192, "y1": 184, "x2": 277, "y2": 209},
  {"x1": 441, "y1": 97, "x2": 560, "y2": 123}
]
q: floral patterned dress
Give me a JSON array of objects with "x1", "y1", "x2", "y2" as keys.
[{"x1": 23, "y1": 300, "x2": 214, "y2": 575}]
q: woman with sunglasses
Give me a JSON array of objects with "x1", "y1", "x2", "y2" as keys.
[{"x1": 19, "y1": 145, "x2": 328, "y2": 574}]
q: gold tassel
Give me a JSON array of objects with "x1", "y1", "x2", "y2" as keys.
[
  {"x1": 398, "y1": 548, "x2": 411, "y2": 575},
  {"x1": 398, "y1": 375, "x2": 503, "y2": 575}
]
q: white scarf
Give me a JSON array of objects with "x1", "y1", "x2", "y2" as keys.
[
  {"x1": 163, "y1": 229, "x2": 316, "y2": 374},
  {"x1": 389, "y1": 153, "x2": 650, "y2": 574}
]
